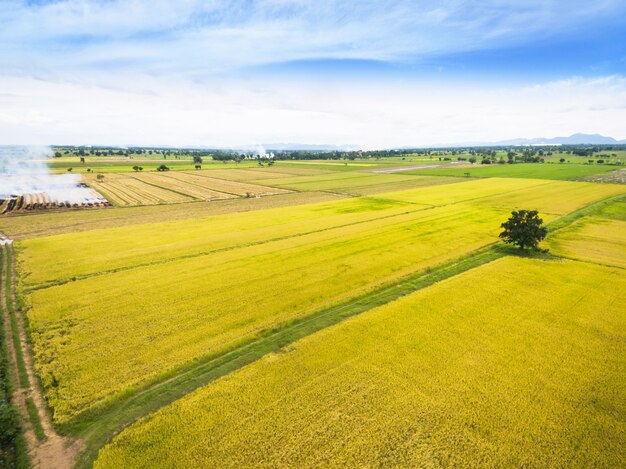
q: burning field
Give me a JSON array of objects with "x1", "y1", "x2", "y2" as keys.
[{"x1": 0, "y1": 146, "x2": 110, "y2": 214}]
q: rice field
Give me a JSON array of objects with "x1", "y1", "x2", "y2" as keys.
[
  {"x1": 19, "y1": 196, "x2": 422, "y2": 287},
  {"x1": 0, "y1": 191, "x2": 345, "y2": 240},
  {"x1": 250, "y1": 171, "x2": 464, "y2": 195},
  {"x1": 83, "y1": 171, "x2": 289, "y2": 206},
  {"x1": 381, "y1": 178, "x2": 625, "y2": 215},
  {"x1": 404, "y1": 162, "x2": 619, "y2": 180},
  {"x1": 20, "y1": 178, "x2": 623, "y2": 288},
  {"x1": 94, "y1": 256, "x2": 626, "y2": 468},
  {"x1": 27, "y1": 202, "x2": 509, "y2": 424},
  {"x1": 6, "y1": 169, "x2": 624, "y2": 469},
  {"x1": 547, "y1": 217, "x2": 626, "y2": 268},
  {"x1": 18, "y1": 178, "x2": 626, "y2": 425}
]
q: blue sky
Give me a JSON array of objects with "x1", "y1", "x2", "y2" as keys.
[{"x1": 1, "y1": 0, "x2": 625, "y2": 147}]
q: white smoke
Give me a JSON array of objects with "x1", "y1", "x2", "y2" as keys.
[
  {"x1": 255, "y1": 146, "x2": 274, "y2": 159},
  {"x1": 0, "y1": 145, "x2": 103, "y2": 204}
]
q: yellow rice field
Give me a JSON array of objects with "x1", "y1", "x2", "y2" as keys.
[
  {"x1": 19, "y1": 178, "x2": 626, "y2": 424},
  {"x1": 94, "y1": 257, "x2": 626, "y2": 468},
  {"x1": 18, "y1": 196, "x2": 422, "y2": 287},
  {"x1": 250, "y1": 171, "x2": 464, "y2": 195},
  {"x1": 0, "y1": 191, "x2": 344, "y2": 240},
  {"x1": 20, "y1": 178, "x2": 623, "y2": 287},
  {"x1": 27, "y1": 202, "x2": 508, "y2": 423},
  {"x1": 547, "y1": 216, "x2": 626, "y2": 268}
]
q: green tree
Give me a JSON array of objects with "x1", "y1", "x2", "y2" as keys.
[{"x1": 499, "y1": 210, "x2": 547, "y2": 250}]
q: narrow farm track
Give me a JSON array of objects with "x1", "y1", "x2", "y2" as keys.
[{"x1": 0, "y1": 239, "x2": 83, "y2": 469}]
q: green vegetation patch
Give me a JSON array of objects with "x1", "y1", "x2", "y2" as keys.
[{"x1": 404, "y1": 162, "x2": 617, "y2": 180}]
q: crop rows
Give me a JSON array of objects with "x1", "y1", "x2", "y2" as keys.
[
  {"x1": 162, "y1": 171, "x2": 289, "y2": 196},
  {"x1": 86, "y1": 174, "x2": 193, "y2": 205},
  {"x1": 84, "y1": 170, "x2": 291, "y2": 206}
]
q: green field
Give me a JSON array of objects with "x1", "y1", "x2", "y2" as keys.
[{"x1": 404, "y1": 162, "x2": 619, "y2": 180}]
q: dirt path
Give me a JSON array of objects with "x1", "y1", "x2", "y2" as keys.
[{"x1": 1, "y1": 238, "x2": 83, "y2": 468}]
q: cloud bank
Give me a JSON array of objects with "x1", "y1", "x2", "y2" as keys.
[{"x1": 1, "y1": 1, "x2": 625, "y2": 146}]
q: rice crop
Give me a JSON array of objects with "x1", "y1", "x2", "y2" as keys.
[{"x1": 94, "y1": 257, "x2": 626, "y2": 468}]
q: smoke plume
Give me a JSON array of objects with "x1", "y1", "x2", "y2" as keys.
[{"x1": 0, "y1": 145, "x2": 102, "y2": 204}]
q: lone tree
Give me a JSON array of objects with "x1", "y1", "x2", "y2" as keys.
[{"x1": 499, "y1": 210, "x2": 547, "y2": 250}]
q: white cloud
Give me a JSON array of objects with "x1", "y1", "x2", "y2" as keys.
[
  {"x1": 1, "y1": 74, "x2": 624, "y2": 147},
  {"x1": 1, "y1": 1, "x2": 625, "y2": 146}
]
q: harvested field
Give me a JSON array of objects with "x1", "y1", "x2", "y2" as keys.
[
  {"x1": 579, "y1": 168, "x2": 626, "y2": 184},
  {"x1": 84, "y1": 171, "x2": 290, "y2": 206},
  {"x1": 163, "y1": 171, "x2": 289, "y2": 196},
  {"x1": 195, "y1": 167, "x2": 331, "y2": 181},
  {"x1": 84, "y1": 173, "x2": 194, "y2": 205}
]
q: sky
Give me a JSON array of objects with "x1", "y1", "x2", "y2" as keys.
[{"x1": 1, "y1": 0, "x2": 626, "y2": 148}]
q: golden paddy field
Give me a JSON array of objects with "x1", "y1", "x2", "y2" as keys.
[
  {"x1": 94, "y1": 256, "x2": 626, "y2": 468},
  {"x1": 18, "y1": 178, "x2": 625, "y2": 425}
]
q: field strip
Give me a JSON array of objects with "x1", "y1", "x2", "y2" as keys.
[
  {"x1": 127, "y1": 176, "x2": 202, "y2": 201},
  {"x1": 181, "y1": 170, "x2": 291, "y2": 191},
  {"x1": 1, "y1": 241, "x2": 83, "y2": 469},
  {"x1": 72, "y1": 243, "x2": 506, "y2": 468},
  {"x1": 368, "y1": 162, "x2": 464, "y2": 173},
  {"x1": 156, "y1": 173, "x2": 242, "y2": 197},
  {"x1": 23, "y1": 203, "x2": 440, "y2": 291}
]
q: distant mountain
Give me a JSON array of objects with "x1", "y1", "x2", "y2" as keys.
[{"x1": 494, "y1": 133, "x2": 625, "y2": 146}]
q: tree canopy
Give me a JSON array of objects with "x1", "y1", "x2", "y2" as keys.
[{"x1": 499, "y1": 210, "x2": 547, "y2": 250}]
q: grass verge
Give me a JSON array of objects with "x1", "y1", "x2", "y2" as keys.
[
  {"x1": 25, "y1": 398, "x2": 45, "y2": 441},
  {"x1": 0, "y1": 247, "x2": 30, "y2": 469},
  {"x1": 4, "y1": 248, "x2": 29, "y2": 388}
]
